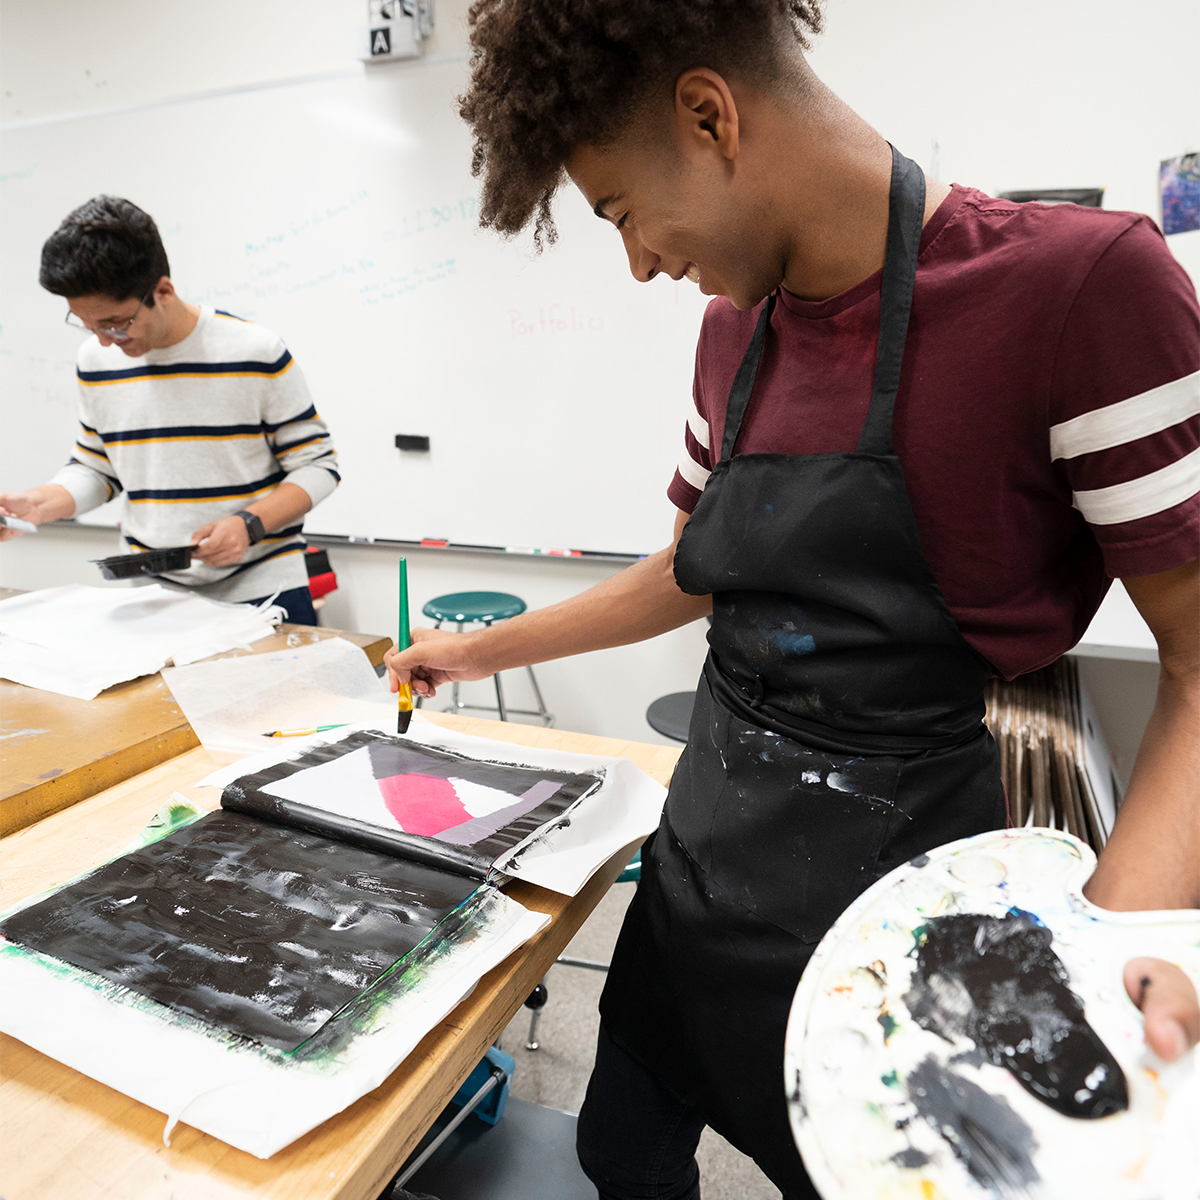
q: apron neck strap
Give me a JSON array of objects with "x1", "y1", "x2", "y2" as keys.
[
  {"x1": 720, "y1": 292, "x2": 777, "y2": 462},
  {"x1": 718, "y1": 145, "x2": 926, "y2": 464},
  {"x1": 855, "y1": 145, "x2": 926, "y2": 456}
]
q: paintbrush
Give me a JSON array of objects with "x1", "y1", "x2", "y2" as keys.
[
  {"x1": 262, "y1": 724, "x2": 350, "y2": 738},
  {"x1": 397, "y1": 556, "x2": 414, "y2": 734}
]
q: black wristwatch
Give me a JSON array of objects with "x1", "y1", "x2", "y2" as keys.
[{"x1": 233, "y1": 509, "x2": 266, "y2": 545}]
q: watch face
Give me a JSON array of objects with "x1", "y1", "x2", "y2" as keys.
[{"x1": 238, "y1": 511, "x2": 265, "y2": 543}]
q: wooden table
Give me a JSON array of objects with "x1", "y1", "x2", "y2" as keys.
[
  {"x1": 0, "y1": 619, "x2": 392, "y2": 837},
  {"x1": 0, "y1": 712, "x2": 681, "y2": 1200}
]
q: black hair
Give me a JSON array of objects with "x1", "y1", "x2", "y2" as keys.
[
  {"x1": 39, "y1": 195, "x2": 170, "y2": 305},
  {"x1": 458, "y1": 0, "x2": 825, "y2": 248}
]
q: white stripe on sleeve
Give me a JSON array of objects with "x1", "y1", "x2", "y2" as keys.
[
  {"x1": 1073, "y1": 446, "x2": 1200, "y2": 525},
  {"x1": 687, "y1": 407, "x2": 711, "y2": 453},
  {"x1": 1050, "y1": 370, "x2": 1200, "y2": 461},
  {"x1": 677, "y1": 450, "x2": 712, "y2": 492}
]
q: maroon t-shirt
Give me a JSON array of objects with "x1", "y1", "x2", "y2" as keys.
[{"x1": 668, "y1": 186, "x2": 1199, "y2": 679}]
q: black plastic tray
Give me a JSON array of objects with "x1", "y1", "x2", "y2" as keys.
[{"x1": 91, "y1": 545, "x2": 195, "y2": 580}]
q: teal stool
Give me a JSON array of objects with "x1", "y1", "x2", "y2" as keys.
[{"x1": 422, "y1": 591, "x2": 553, "y2": 726}]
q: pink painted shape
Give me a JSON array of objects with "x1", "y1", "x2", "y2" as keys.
[{"x1": 376, "y1": 772, "x2": 472, "y2": 837}]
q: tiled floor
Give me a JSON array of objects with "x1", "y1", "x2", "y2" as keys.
[{"x1": 496, "y1": 884, "x2": 782, "y2": 1200}]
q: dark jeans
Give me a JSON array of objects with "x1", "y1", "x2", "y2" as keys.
[
  {"x1": 577, "y1": 1023, "x2": 704, "y2": 1200},
  {"x1": 242, "y1": 585, "x2": 317, "y2": 626},
  {"x1": 577, "y1": 1024, "x2": 817, "y2": 1200}
]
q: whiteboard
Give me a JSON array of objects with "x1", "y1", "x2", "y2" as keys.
[{"x1": 0, "y1": 56, "x2": 709, "y2": 556}]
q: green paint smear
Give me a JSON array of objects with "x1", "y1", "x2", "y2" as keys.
[
  {"x1": 1, "y1": 800, "x2": 206, "y2": 924},
  {"x1": 881, "y1": 1069, "x2": 899, "y2": 1088},
  {"x1": 2, "y1": 883, "x2": 502, "y2": 1073},
  {"x1": 121, "y1": 800, "x2": 204, "y2": 853},
  {"x1": 879, "y1": 1010, "x2": 898, "y2": 1043},
  {"x1": 288, "y1": 887, "x2": 493, "y2": 1066},
  {"x1": 2, "y1": 797, "x2": 508, "y2": 1072}
]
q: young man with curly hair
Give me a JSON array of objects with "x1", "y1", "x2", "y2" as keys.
[
  {"x1": 0, "y1": 196, "x2": 339, "y2": 624},
  {"x1": 386, "y1": 2, "x2": 1200, "y2": 1194}
]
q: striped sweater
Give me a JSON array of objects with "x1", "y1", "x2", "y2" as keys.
[{"x1": 51, "y1": 306, "x2": 339, "y2": 603}]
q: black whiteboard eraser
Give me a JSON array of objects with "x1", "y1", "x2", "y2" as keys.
[{"x1": 394, "y1": 434, "x2": 431, "y2": 452}]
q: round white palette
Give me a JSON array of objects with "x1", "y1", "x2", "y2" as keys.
[{"x1": 785, "y1": 829, "x2": 1200, "y2": 1200}]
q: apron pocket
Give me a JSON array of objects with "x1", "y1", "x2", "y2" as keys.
[{"x1": 667, "y1": 680, "x2": 902, "y2": 944}]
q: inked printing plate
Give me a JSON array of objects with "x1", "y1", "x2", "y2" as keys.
[{"x1": 785, "y1": 829, "x2": 1200, "y2": 1200}]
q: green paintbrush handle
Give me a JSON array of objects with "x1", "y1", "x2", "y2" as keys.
[{"x1": 398, "y1": 556, "x2": 411, "y2": 650}]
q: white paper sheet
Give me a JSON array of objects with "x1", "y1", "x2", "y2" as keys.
[
  {"x1": 0, "y1": 885, "x2": 548, "y2": 1159},
  {"x1": 0, "y1": 584, "x2": 279, "y2": 700},
  {"x1": 160, "y1": 636, "x2": 397, "y2": 757},
  {"x1": 198, "y1": 720, "x2": 669, "y2": 897}
]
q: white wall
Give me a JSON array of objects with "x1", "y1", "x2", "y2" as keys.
[
  {"x1": 2, "y1": 0, "x2": 1189, "y2": 750},
  {"x1": 806, "y1": 0, "x2": 1199, "y2": 284},
  {"x1": 0, "y1": 0, "x2": 468, "y2": 122}
]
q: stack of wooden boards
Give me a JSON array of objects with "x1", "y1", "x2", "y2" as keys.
[{"x1": 984, "y1": 657, "x2": 1118, "y2": 853}]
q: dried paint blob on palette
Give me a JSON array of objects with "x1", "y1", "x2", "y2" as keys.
[
  {"x1": 0, "y1": 810, "x2": 480, "y2": 1051},
  {"x1": 222, "y1": 730, "x2": 602, "y2": 873}
]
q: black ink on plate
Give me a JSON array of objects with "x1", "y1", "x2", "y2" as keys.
[
  {"x1": 904, "y1": 910, "x2": 1128, "y2": 1119},
  {"x1": 905, "y1": 1055, "x2": 1041, "y2": 1191}
]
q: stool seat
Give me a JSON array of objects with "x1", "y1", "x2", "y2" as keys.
[
  {"x1": 420, "y1": 590, "x2": 551, "y2": 727},
  {"x1": 646, "y1": 691, "x2": 696, "y2": 743},
  {"x1": 423, "y1": 591, "x2": 527, "y2": 624}
]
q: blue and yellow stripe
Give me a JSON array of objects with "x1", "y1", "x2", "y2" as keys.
[
  {"x1": 77, "y1": 350, "x2": 294, "y2": 386},
  {"x1": 99, "y1": 422, "x2": 267, "y2": 446},
  {"x1": 127, "y1": 470, "x2": 287, "y2": 505}
]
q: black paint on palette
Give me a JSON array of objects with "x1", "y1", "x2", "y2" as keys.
[
  {"x1": 0, "y1": 810, "x2": 479, "y2": 1051},
  {"x1": 904, "y1": 911, "x2": 1128, "y2": 1119},
  {"x1": 904, "y1": 1055, "x2": 1041, "y2": 1191},
  {"x1": 221, "y1": 729, "x2": 602, "y2": 877}
]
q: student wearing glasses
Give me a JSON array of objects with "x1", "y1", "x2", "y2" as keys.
[{"x1": 0, "y1": 195, "x2": 339, "y2": 624}]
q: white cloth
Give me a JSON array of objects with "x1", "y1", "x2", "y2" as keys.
[{"x1": 0, "y1": 584, "x2": 279, "y2": 699}]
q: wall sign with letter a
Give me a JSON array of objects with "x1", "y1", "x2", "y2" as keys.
[
  {"x1": 356, "y1": 13, "x2": 424, "y2": 62},
  {"x1": 370, "y1": 26, "x2": 392, "y2": 56}
]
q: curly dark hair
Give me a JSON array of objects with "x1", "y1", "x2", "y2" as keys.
[
  {"x1": 39, "y1": 195, "x2": 170, "y2": 304},
  {"x1": 459, "y1": 0, "x2": 824, "y2": 249}
]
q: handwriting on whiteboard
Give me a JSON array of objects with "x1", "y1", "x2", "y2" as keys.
[{"x1": 509, "y1": 304, "x2": 605, "y2": 338}]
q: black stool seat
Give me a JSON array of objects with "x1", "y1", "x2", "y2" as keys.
[{"x1": 646, "y1": 691, "x2": 696, "y2": 743}]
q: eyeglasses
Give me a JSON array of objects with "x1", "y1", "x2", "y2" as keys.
[{"x1": 65, "y1": 292, "x2": 152, "y2": 340}]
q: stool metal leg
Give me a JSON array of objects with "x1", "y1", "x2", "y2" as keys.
[
  {"x1": 480, "y1": 619, "x2": 509, "y2": 722},
  {"x1": 432, "y1": 616, "x2": 553, "y2": 725},
  {"x1": 525, "y1": 665, "x2": 553, "y2": 727},
  {"x1": 493, "y1": 669, "x2": 509, "y2": 722},
  {"x1": 525, "y1": 1005, "x2": 542, "y2": 1051},
  {"x1": 450, "y1": 621, "x2": 465, "y2": 713},
  {"x1": 523, "y1": 979, "x2": 548, "y2": 1051}
]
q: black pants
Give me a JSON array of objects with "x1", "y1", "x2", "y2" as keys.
[
  {"x1": 243, "y1": 585, "x2": 317, "y2": 626},
  {"x1": 577, "y1": 1023, "x2": 817, "y2": 1200}
]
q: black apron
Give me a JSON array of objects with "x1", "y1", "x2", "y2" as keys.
[{"x1": 599, "y1": 147, "x2": 1008, "y2": 1195}]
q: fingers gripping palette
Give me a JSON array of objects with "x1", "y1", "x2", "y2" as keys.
[{"x1": 785, "y1": 829, "x2": 1200, "y2": 1200}]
